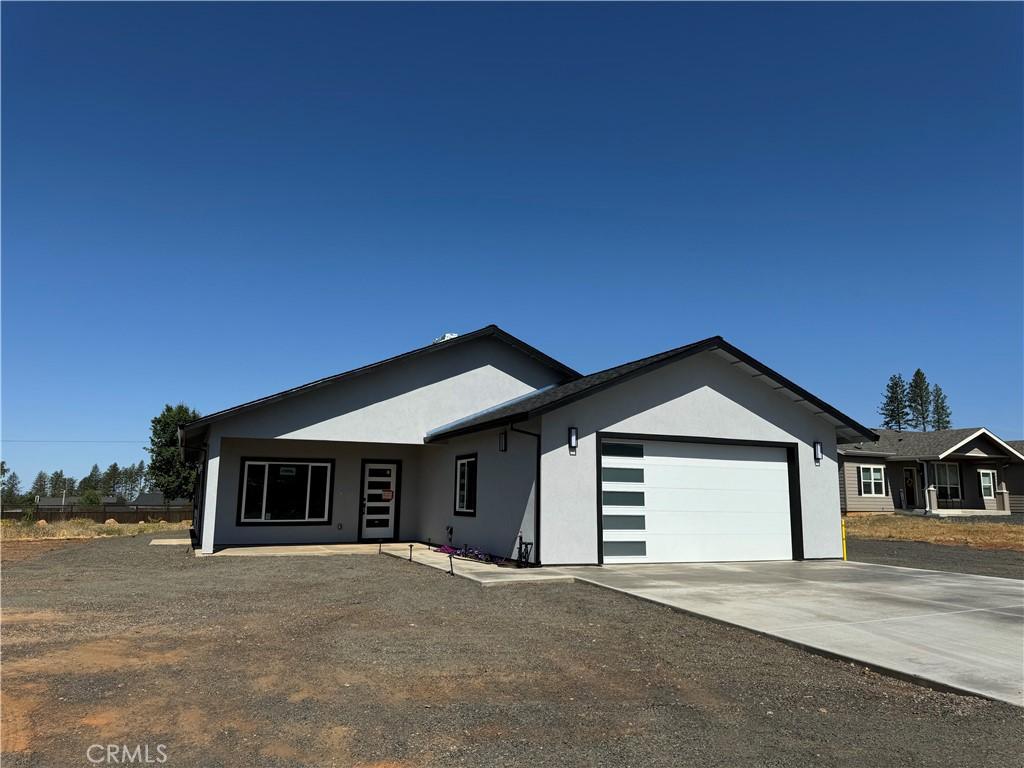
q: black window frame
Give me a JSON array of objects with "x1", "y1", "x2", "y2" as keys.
[
  {"x1": 454, "y1": 453, "x2": 478, "y2": 517},
  {"x1": 236, "y1": 456, "x2": 335, "y2": 526}
]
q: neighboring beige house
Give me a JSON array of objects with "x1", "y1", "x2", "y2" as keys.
[{"x1": 839, "y1": 428, "x2": 1024, "y2": 516}]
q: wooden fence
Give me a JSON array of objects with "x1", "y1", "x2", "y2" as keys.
[{"x1": 2, "y1": 504, "x2": 193, "y2": 524}]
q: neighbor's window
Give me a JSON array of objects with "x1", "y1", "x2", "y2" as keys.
[
  {"x1": 454, "y1": 453, "x2": 477, "y2": 516},
  {"x1": 934, "y1": 463, "x2": 961, "y2": 501},
  {"x1": 859, "y1": 465, "x2": 885, "y2": 496},
  {"x1": 979, "y1": 469, "x2": 996, "y2": 500},
  {"x1": 240, "y1": 460, "x2": 332, "y2": 522}
]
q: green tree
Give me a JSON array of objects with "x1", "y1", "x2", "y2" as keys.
[
  {"x1": 78, "y1": 464, "x2": 103, "y2": 492},
  {"x1": 79, "y1": 488, "x2": 103, "y2": 506},
  {"x1": 931, "y1": 384, "x2": 952, "y2": 430},
  {"x1": 878, "y1": 374, "x2": 910, "y2": 431},
  {"x1": 1, "y1": 470, "x2": 22, "y2": 506},
  {"x1": 48, "y1": 470, "x2": 68, "y2": 498},
  {"x1": 907, "y1": 369, "x2": 932, "y2": 431},
  {"x1": 30, "y1": 471, "x2": 48, "y2": 499},
  {"x1": 102, "y1": 462, "x2": 122, "y2": 498},
  {"x1": 147, "y1": 403, "x2": 201, "y2": 500}
]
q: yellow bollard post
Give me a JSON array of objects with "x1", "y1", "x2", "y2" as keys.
[{"x1": 841, "y1": 517, "x2": 847, "y2": 561}]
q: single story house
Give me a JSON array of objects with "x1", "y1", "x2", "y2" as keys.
[
  {"x1": 132, "y1": 491, "x2": 191, "y2": 507},
  {"x1": 839, "y1": 428, "x2": 1024, "y2": 516},
  {"x1": 36, "y1": 495, "x2": 119, "y2": 507},
  {"x1": 179, "y1": 325, "x2": 876, "y2": 564}
]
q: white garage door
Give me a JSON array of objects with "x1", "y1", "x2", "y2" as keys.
[{"x1": 600, "y1": 438, "x2": 793, "y2": 563}]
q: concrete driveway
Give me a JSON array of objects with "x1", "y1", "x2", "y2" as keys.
[{"x1": 557, "y1": 560, "x2": 1024, "y2": 706}]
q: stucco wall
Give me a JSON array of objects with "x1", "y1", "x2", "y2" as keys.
[
  {"x1": 538, "y1": 351, "x2": 844, "y2": 564},
  {"x1": 416, "y1": 421, "x2": 539, "y2": 561},
  {"x1": 207, "y1": 336, "x2": 562, "y2": 444},
  {"x1": 205, "y1": 436, "x2": 425, "y2": 549}
]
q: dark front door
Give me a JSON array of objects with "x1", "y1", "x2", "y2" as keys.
[
  {"x1": 359, "y1": 460, "x2": 400, "y2": 541},
  {"x1": 903, "y1": 467, "x2": 917, "y2": 508}
]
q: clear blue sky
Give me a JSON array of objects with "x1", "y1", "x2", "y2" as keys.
[{"x1": 3, "y1": 2, "x2": 1022, "y2": 483}]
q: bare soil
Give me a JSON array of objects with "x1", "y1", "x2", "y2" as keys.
[{"x1": 1, "y1": 535, "x2": 1021, "y2": 767}]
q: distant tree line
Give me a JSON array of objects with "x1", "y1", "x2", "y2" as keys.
[
  {"x1": 878, "y1": 368, "x2": 952, "y2": 432},
  {"x1": 1, "y1": 460, "x2": 149, "y2": 507},
  {"x1": 1, "y1": 402, "x2": 202, "y2": 509}
]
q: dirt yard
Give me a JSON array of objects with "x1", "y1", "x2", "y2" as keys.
[
  {"x1": 844, "y1": 514, "x2": 1024, "y2": 551},
  {"x1": 0, "y1": 518, "x2": 189, "y2": 542},
  {"x1": 2, "y1": 535, "x2": 1022, "y2": 767}
]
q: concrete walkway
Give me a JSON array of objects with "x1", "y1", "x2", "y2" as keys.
[
  {"x1": 383, "y1": 543, "x2": 575, "y2": 586},
  {"x1": 556, "y1": 560, "x2": 1024, "y2": 706}
]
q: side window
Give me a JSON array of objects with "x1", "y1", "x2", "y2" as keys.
[{"x1": 454, "y1": 454, "x2": 477, "y2": 516}]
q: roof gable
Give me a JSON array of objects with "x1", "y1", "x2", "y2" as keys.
[
  {"x1": 840, "y1": 427, "x2": 1024, "y2": 461},
  {"x1": 180, "y1": 325, "x2": 579, "y2": 441},
  {"x1": 426, "y1": 337, "x2": 875, "y2": 443}
]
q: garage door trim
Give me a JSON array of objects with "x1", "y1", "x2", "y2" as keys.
[{"x1": 595, "y1": 432, "x2": 804, "y2": 564}]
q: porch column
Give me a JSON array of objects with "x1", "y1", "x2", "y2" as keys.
[
  {"x1": 997, "y1": 479, "x2": 1010, "y2": 512},
  {"x1": 926, "y1": 484, "x2": 938, "y2": 513},
  {"x1": 199, "y1": 436, "x2": 221, "y2": 554}
]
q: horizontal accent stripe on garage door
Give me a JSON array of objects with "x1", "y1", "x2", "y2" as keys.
[{"x1": 597, "y1": 433, "x2": 803, "y2": 564}]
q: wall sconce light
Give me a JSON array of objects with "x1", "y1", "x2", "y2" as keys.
[
  {"x1": 498, "y1": 430, "x2": 507, "y2": 453},
  {"x1": 813, "y1": 441, "x2": 823, "y2": 466},
  {"x1": 568, "y1": 427, "x2": 578, "y2": 456}
]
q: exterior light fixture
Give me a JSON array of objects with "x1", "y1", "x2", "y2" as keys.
[
  {"x1": 813, "y1": 441, "x2": 823, "y2": 466},
  {"x1": 568, "y1": 427, "x2": 578, "y2": 456},
  {"x1": 498, "y1": 430, "x2": 508, "y2": 453}
]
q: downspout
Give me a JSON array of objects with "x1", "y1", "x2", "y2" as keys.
[{"x1": 510, "y1": 423, "x2": 541, "y2": 566}]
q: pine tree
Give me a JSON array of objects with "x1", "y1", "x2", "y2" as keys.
[
  {"x1": 102, "y1": 462, "x2": 122, "y2": 498},
  {"x1": 931, "y1": 384, "x2": 952, "y2": 430},
  {"x1": 30, "y1": 471, "x2": 48, "y2": 499},
  {"x1": 78, "y1": 464, "x2": 103, "y2": 492},
  {"x1": 1, "y1": 470, "x2": 22, "y2": 505},
  {"x1": 878, "y1": 374, "x2": 910, "y2": 431},
  {"x1": 48, "y1": 470, "x2": 68, "y2": 497},
  {"x1": 907, "y1": 369, "x2": 932, "y2": 431}
]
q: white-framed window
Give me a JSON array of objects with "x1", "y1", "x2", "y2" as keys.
[
  {"x1": 859, "y1": 465, "x2": 886, "y2": 496},
  {"x1": 239, "y1": 459, "x2": 332, "y2": 523},
  {"x1": 934, "y1": 462, "x2": 961, "y2": 501},
  {"x1": 978, "y1": 469, "x2": 996, "y2": 500},
  {"x1": 454, "y1": 453, "x2": 477, "y2": 516}
]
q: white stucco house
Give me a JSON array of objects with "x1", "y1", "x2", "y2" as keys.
[{"x1": 179, "y1": 325, "x2": 876, "y2": 564}]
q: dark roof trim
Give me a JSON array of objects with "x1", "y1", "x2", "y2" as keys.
[
  {"x1": 180, "y1": 325, "x2": 579, "y2": 436},
  {"x1": 425, "y1": 337, "x2": 878, "y2": 444}
]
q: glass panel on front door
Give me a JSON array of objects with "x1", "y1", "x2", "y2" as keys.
[{"x1": 361, "y1": 463, "x2": 397, "y2": 540}]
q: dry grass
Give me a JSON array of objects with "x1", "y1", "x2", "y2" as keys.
[
  {"x1": 844, "y1": 514, "x2": 1024, "y2": 552},
  {"x1": 0, "y1": 518, "x2": 190, "y2": 542}
]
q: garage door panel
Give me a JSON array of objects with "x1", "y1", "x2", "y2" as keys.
[{"x1": 601, "y1": 438, "x2": 793, "y2": 564}]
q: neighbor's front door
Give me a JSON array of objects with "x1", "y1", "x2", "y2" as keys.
[
  {"x1": 903, "y1": 467, "x2": 917, "y2": 508},
  {"x1": 360, "y1": 461, "x2": 399, "y2": 540}
]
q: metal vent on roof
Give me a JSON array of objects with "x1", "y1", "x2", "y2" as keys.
[{"x1": 432, "y1": 332, "x2": 460, "y2": 344}]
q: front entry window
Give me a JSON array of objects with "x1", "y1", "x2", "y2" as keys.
[
  {"x1": 979, "y1": 469, "x2": 996, "y2": 500},
  {"x1": 934, "y1": 463, "x2": 961, "y2": 501},
  {"x1": 240, "y1": 459, "x2": 332, "y2": 522}
]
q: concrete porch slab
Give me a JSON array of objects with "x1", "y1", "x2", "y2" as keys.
[
  {"x1": 201, "y1": 543, "x2": 388, "y2": 557},
  {"x1": 148, "y1": 538, "x2": 192, "y2": 546}
]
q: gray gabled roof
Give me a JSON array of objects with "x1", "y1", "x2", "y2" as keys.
[
  {"x1": 180, "y1": 325, "x2": 580, "y2": 440},
  {"x1": 840, "y1": 428, "x2": 1024, "y2": 461},
  {"x1": 426, "y1": 336, "x2": 876, "y2": 444}
]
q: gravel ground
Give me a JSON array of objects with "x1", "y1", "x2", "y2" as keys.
[
  {"x1": 847, "y1": 538, "x2": 1023, "y2": 579},
  {"x1": 3, "y1": 536, "x2": 1022, "y2": 768}
]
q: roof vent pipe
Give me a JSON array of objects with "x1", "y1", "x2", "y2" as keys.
[{"x1": 433, "y1": 332, "x2": 459, "y2": 344}]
